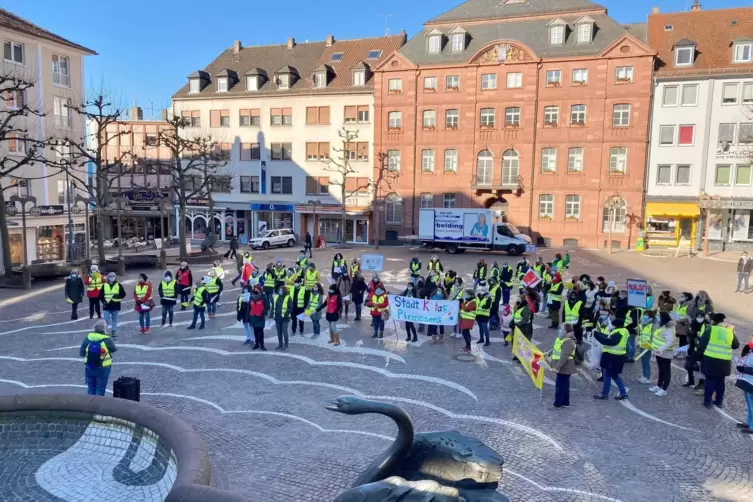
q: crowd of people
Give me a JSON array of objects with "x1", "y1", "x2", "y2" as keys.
[{"x1": 71, "y1": 250, "x2": 753, "y2": 436}]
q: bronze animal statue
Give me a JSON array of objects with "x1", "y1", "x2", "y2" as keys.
[{"x1": 327, "y1": 396, "x2": 509, "y2": 502}]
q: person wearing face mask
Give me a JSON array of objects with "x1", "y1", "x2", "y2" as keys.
[
  {"x1": 563, "y1": 292, "x2": 584, "y2": 344},
  {"x1": 237, "y1": 283, "x2": 254, "y2": 345},
  {"x1": 443, "y1": 270, "x2": 456, "y2": 292},
  {"x1": 273, "y1": 285, "x2": 292, "y2": 350},
  {"x1": 247, "y1": 286, "x2": 268, "y2": 350},
  {"x1": 296, "y1": 250, "x2": 309, "y2": 270},
  {"x1": 187, "y1": 279, "x2": 209, "y2": 330},
  {"x1": 500, "y1": 305, "x2": 513, "y2": 345},
  {"x1": 593, "y1": 317, "x2": 630, "y2": 401},
  {"x1": 449, "y1": 277, "x2": 465, "y2": 339},
  {"x1": 99, "y1": 272, "x2": 126, "y2": 338},
  {"x1": 473, "y1": 259, "x2": 487, "y2": 292},
  {"x1": 697, "y1": 313, "x2": 740, "y2": 408},
  {"x1": 515, "y1": 258, "x2": 529, "y2": 296},
  {"x1": 290, "y1": 277, "x2": 309, "y2": 336},
  {"x1": 402, "y1": 283, "x2": 418, "y2": 342},
  {"x1": 500, "y1": 263, "x2": 514, "y2": 306},
  {"x1": 175, "y1": 262, "x2": 193, "y2": 310},
  {"x1": 306, "y1": 283, "x2": 325, "y2": 339},
  {"x1": 273, "y1": 259, "x2": 287, "y2": 284},
  {"x1": 685, "y1": 312, "x2": 708, "y2": 391},
  {"x1": 649, "y1": 311, "x2": 676, "y2": 397},
  {"x1": 409, "y1": 256, "x2": 422, "y2": 286},
  {"x1": 512, "y1": 296, "x2": 532, "y2": 346},
  {"x1": 673, "y1": 292, "x2": 693, "y2": 350},
  {"x1": 458, "y1": 289, "x2": 477, "y2": 352},
  {"x1": 134, "y1": 273, "x2": 154, "y2": 334},
  {"x1": 547, "y1": 273, "x2": 564, "y2": 329},
  {"x1": 304, "y1": 263, "x2": 320, "y2": 290},
  {"x1": 324, "y1": 284, "x2": 343, "y2": 345},
  {"x1": 65, "y1": 268, "x2": 85, "y2": 320},
  {"x1": 332, "y1": 253, "x2": 347, "y2": 289},
  {"x1": 540, "y1": 264, "x2": 553, "y2": 314},
  {"x1": 159, "y1": 270, "x2": 177, "y2": 328},
  {"x1": 84, "y1": 265, "x2": 103, "y2": 319},
  {"x1": 369, "y1": 286, "x2": 389, "y2": 339},
  {"x1": 488, "y1": 278, "x2": 502, "y2": 331},
  {"x1": 349, "y1": 273, "x2": 367, "y2": 321},
  {"x1": 205, "y1": 269, "x2": 224, "y2": 320},
  {"x1": 548, "y1": 323, "x2": 577, "y2": 409},
  {"x1": 427, "y1": 287, "x2": 446, "y2": 344},
  {"x1": 475, "y1": 287, "x2": 492, "y2": 346},
  {"x1": 637, "y1": 309, "x2": 657, "y2": 384},
  {"x1": 261, "y1": 263, "x2": 276, "y2": 316}
]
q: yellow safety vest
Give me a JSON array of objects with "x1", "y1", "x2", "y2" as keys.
[
  {"x1": 564, "y1": 300, "x2": 582, "y2": 324},
  {"x1": 274, "y1": 268, "x2": 287, "y2": 280},
  {"x1": 274, "y1": 294, "x2": 291, "y2": 312},
  {"x1": 410, "y1": 261, "x2": 421, "y2": 274},
  {"x1": 215, "y1": 266, "x2": 224, "y2": 278},
  {"x1": 428, "y1": 260, "x2": 441, "y2": 272},
  {"x1": 370, "y1": 294, "x2": 386, "y2": 312},
  {"x1": 453, "y1": 288, "x2": 464, "y2": 300},
  {"x1": 350, "y1": 263, "x2": 360, "y2": 276},
  {"x1": 651, "y1": 326, "x2": 675, "y2": 352},
  {"x1": 534, "y1": 264, "x2": 544, "y2": 276},
  {"x1": 333, "y1": 259, "x2": 346, "y2": 272},
  {"x1": 551, "y1": 337, "x2": 573, "y2": 361},
  {"x1": 704, "y1": 326, "x2": 733, "y2": 360},
  {"x1": 206, "y1": 277, "x2": 219, "y2": 294},
  {"x1": 476, "y1": 265, "x2": 486, "y2": 279},
  {"x1": 298, "y1": 257, "x2": 308, "y2": 268},
  {"x1": 460, "y1": 302, "x2": 477, "y2": 320},
  {"x1": 87, "y1": 274, "x2": 102, "y2": 292},
  {"x1": 549, "y1": 282, "x2": 564, "y2": 302},
  {"x1": 308, "y1": 293, "x2": 321, "y2": 312},
  {"x1": 513, "y1": 307, "x2": 526, "y2": 323},
  {"x1": 161, "y1": 280, "x2": 176, "y2": 298},
  {"x1": 193, "y1": 286, "x2": 207, "y2": 307},
  {"x1": 476, "y1": 296, "x2": 491, "y2": 317},
  {"x1": 674, "y1": 304, "x2": 688, "y2": 318},
  {"x1": 135, "y1": 284, "x2": 149, "y2": 300},
  {"x1": 490, "y1": 267, "x2": 500, "y2": 280},
  {"x1": 543, "y1": 272, "x2": 552, "y2": 285},
  {"x1": 264, "y1": 271, "x2": 275, "y2": 287},
  {"x1": 305, "y1": 269, "x2": 319, "y2": 288},
  {"x1": 103, "y1": 283, "x2": 121, "y2": 304},
  {"x1": 602, "y1": 328, "x2": 629, "y2": 355},
  {"x1": 489, "y1": 285, "x2": 500, "y2": 301},
  {"x1": 639, "y1": 323, "x2": 653, "y2": 349},
  {"x1": 84, "y1": 332, "x2": 112, "y2": 367},
  {"x1": 295, "y1": 287, "x2": 307, "y2": 308}
]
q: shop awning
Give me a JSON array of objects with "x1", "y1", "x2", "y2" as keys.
[{"x1": 645, "y1": 202, "x2": 700, "y2": 217}]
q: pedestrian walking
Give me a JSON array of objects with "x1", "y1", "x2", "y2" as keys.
[
  {"x1": 65, "y1": 268, "x2": 85, "y2": 320},
  {"x1": 549, "y1": 322, "x2": 577, "y2": 409},
  {"x1": 225, "y1": 234, "x2": 238, "y2": 260},
  {"x1": 650, "y1": 311, "x2": 676, "y2": 397},
  {"x1": 176, "y1": 262, "x2": 193, "y2": 310},
  {"x1": 593, "y1": 318, "x2": 630, "y2": 401},
  {"x1": 734, "y1": 341, "x2": 753, "y2": 434},
  {"x1": 304, "y1": 231, "x2": 313, "y2": 258},
  {"x1": 159, "y1": 270, "x2": 177, "y2": 328},
  {"x1": 79, "y1": 320, "x2": 116, "y2": 396},
  {"x1": 99, "y1": 272, "x2": 126, "y2": 338},
  {"x1": 187, "y1": 279, "x2": 209, "y2": 330},
  {"x1": 134, "y1": 273, "x2": 154, "y2": 334},
  {"x1": 324, "y1": 284, "x2": 343, "y2": 346},
  {"x1": 697, "y1": 313, "x2": 740, "y2": 408},
  {"x1": 273, "y1": 286, "x2": 292, "y2": 350},
  {"x1": 736, "y1": 251, "x2": 752, "y2": 292},
  {"x1": 307, "y1": 283, "x2": 325, "y2": 339},
  {"x1": 83, "y1": 265, "x2": 102, "y2": 319},
  {"x1": 459, "y1": 289, "x2": 477, "y2": 352},
  {"x1": 369, "y1": 285, "x2": 389, "y2": 339}
]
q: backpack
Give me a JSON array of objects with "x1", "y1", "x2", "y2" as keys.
[
  {"x1": 574, "y1": 342, "x2": 586, "y2": 366},
  {"x1": 86, "y1": 340, "x2": 106, "y2": 368}
]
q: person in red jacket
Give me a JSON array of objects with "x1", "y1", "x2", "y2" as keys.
[
  {"x1": 83, "y1": 264, "x2": 103, "y2": 319},
  {"x1": 133, "y1": 273, "x2": 154, "y2": 334},
  {"x1": 459, "y1": 289, "x2": 478, "y2": 352},
  {"x1": 368, "y1": 286, "x2": 389, "y2": 339},
  {"x1": 367, "y1": 274, "x2": 385, "y2": 296},
  {"x1": 241, "y1": 258, "x2": 255, "y2": 284},
  {"x1": 176, "y1": 262, "x2": 193, "y2": 310}
]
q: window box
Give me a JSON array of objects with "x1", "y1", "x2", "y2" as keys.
[
  {"x1": 572, "y1": 81, "x2": 587, "y2": 86},
  {"x1": 423, "y1": 87, "x2": 436, "y2": 92},
  {"x1": 544, "y1": 121, "x2": 558, "y2": 127},
  {"x1": 388, "y1": 89, "x2": 402, "y2": 94},
  {"x1": 504, "y1": 123, "x2": 520, "y2": 129},
  {"x1": 446, "y1": 125, "x2": 459, "y2": 130},
  {"x1": 388, "y1": 126, "x2": 402, "y2": 131},
  {"x1": 616, "y1": 76, "x2": 633, "y2": 83},
  {"x1": 423, "y1": 126, "x2": 436, "y2": 131},
  {"x1": 547, "y1": 81, "x2": 561, "y2": 88},
  {"x1": 447, "y1": 85, "x2": 459, "y2": 91},
  {"x1": 539, "y1": 215, "x2": 553, "y2": 221},
  {"x1": 565, "y1": 216, "x2": 579, "y2": 221},
  {"x1": 480, "y1": 124, "x2": 495, "y2": 130},
  {"x1": 570, "y1": 121, "x2": 585, "y2": 127}
]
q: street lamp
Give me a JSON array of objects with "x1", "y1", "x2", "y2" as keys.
[
  {"x1": 65, "y1": 171, "x2": 75, "y2": 262},
  {"x1": 308, "y1": 199, "x2": 322, "y2": 251},
  {"x1": 73, "y1": 191, "x2": 93, "y2": 261},
  {"x1": 7, "y1": 195, "x2": 37, "y2": 267}
]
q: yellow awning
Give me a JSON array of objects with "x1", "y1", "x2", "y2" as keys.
[{"x1": 645, "y1": 202, "x2": 700, "y2": 217}]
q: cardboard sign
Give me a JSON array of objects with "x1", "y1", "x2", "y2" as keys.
[
  {"x1": 387, "y1": 295, "x2": 459, "y2": 326},
  {"x1": 521, "y1": 269, "x2": 541, "y2": 289},
  {"x1": 627, "y1": 279, "x2": 648, "y2": 308},
  {"x1": 361, "y1": 254, "x2": 384, "y2": 272}
]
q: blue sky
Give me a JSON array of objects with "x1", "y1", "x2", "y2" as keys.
[{"x1": 6, "y1": 0, "x2": 749, "y2": 118}]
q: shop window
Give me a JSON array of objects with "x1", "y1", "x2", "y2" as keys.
[{"x1": 730, "y1": 210, "x2": 753, "y2": 240}]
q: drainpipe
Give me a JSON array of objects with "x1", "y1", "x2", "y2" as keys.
[
  {"x1": 411, "y1": 69, "x2": 421, "y2": 235},
  {"x1": 527, "y1": 61, "x2": 542, "y2": 242}
]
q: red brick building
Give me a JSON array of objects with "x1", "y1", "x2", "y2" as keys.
[{"x1": 372, "y1": 0, "x2": 655, "y2": 248}]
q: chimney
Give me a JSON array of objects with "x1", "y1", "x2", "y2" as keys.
[
  {"x1": 287, "y1": 37, "x2": 296, "y2": 49},
  {"x1": 691, "y1": 0, "x2": 701, "y2": 11},
  {"x1": 130, "y1": 106, "x2": 143, "y2": 121},
  {"x1": 325, "y1": 34, "x2": 334, "y2": 47},
  {"x1": 161, "y1": 109, "x2": 169, "y2": 121},
  {"x1": 233, "y1": 40, "x2": 242, "y2": 54},
  {"x1": 651, "y1": 6, "x2": 659, "y2": 14}
]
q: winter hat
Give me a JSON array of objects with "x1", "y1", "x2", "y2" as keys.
[{"x1": 711, "y1": 313, "x2": 726, "y2": 324}]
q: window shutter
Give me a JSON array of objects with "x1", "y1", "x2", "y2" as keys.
[
  {"x1": 319, "y1": 177, "x2": 329, "y2": 188},
  {"x1": 357, "y1": 105, "x2": 369, "y2": 116},
  {"x1": 319, "y1": 106, "x2": 330, "y2": 124},
  {"x1": 271, "y1": 108, "x2": 281, "y2": 117},
  {"x1": 306, "y1": 142, "x2": 317, "y2": 159},
  {"x1": 318, "y1": 142, "x2": 329, "y2": 159},
  {"x1": 210, "y1": 110, "x2": 220, "y2": 127},
  {"x1": 344, "y1": 106, "x2": 357, "y2": 122},
  {"x1": 358, "y1": 177, "x2": 369, "y2": 192},
  {"x1": 344, "y1": 142, "x2": 354, "y2": 155},
  {"x1": 250, "y1": 108, "x2": 260, "y2": 118},
  {"x1": 181, "y1": 110, "x2": 190, "y2": 119},
  {"x1": 282, "y1": 107, "x2": 292, "y2": 116},
  {"x1": 221, "y1": 109, "x2": 230, "y2": 119},
  {"x1": 191, "y1": 110, "x2": 200, "y2": 118},
  {"x1": 345, "y1": 177, "x2": 357, "y2": 192},
  {"x1": 306, "y1": 107, "x2": 318, "y2": 124},
  {"x1": 306, "y1": 176, "x2": 317, "y2": 194}
]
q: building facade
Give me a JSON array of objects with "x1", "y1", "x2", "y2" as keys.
[
  {"x1": 646, "y1": 4, "x2": 753, "y2": 251},
  {"x1": 0, "y1": 8, "x2": 95, "y2": 268},
  {"x1": 372, "y1": 0, "x2": 654, "y2": 248},
  {"x1": 171, "y1": 34, "x2": 405, "y2": 244}
]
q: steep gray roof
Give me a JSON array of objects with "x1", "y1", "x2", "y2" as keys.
[
  {"x1": 428, "y1": 0, "x2": 604, "y2": 24},
  {"x1": 623, "y1": 22, "x2": 647, "y2": 44},
  {"x1": 401, "y1": 13, "x2": 630, "y2": 64}
]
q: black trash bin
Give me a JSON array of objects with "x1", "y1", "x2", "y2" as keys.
[{"x1": 113, "y1": 376, "x2": 141, "y2": 402}]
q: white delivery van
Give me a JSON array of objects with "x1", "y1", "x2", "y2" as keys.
[{"x1": 418, "y1": 208, "x2": 531, "y2": 255}]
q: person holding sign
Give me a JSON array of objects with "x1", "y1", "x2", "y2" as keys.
[
  {"x1": 458, "y1": 290, "x2": 477, "y2": 352},
  {"x1": 427, "y1": 288, "x2": 446, "y2": 344},
  {"x1": 401, "y1": 283, "x2": 419, "y2": 342},
  {"x1": 369, "y1": 287, "x2": 389, "y2": 339}
]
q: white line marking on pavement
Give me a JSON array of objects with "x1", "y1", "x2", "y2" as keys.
[
  {"x1": 504, "y1": 469, "x2": 624, "y2": 502},
  {"x1": 45, "y1": 343, "x2": 479, "y2": 401},
  {"x1": 618, "y1": 400, "x2": 698, "y2": 432}
]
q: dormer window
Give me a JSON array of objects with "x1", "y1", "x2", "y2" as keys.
[
  {"x1": 352, "y1": 70, "x2": 365, "y2": 86},
  {"x1": 314, "y1": 72, "x2": 327, "y2": 88},
  {"x1": 247, "y1": 76, "x2": 259, "y2": 91},
  {"x1": 278, "y1": 74, "x2": 290, "y2": 89},
  {"x1": 733, "y1": 41, "x2": 752, "y2": 63},
  {"x1": 426, "y1": 29, "x2": 443, "y2": 54},
  {"x1": 367, "y1": 50, "x2": 382, "y2": 59},
  {"x1": 189, "y1": 79, "x2": 200, "y2": 93},
  {"x1": 574, "y1": 16, "x2": 594, "y2": 44},
  {"x1": 673, "y1": 40, "x2": 696, "y2": 67},
  {"x1": 548, "y1": 19, "x2": 567, "y2": 45},
  {"x1": 217, "y1": 77, "x2": 228, "y2": 92},
  {"x1": 449, "y1": 26, "x2": 466, "y2": 52}
]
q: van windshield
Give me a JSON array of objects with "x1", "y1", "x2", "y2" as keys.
[{"x1": 505, "y1": 224, "x2": 521, "y2": 235}]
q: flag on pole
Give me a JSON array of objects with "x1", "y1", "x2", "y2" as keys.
[{"x1": 512, "y1": 327, "x2": 545, "y2": 390}]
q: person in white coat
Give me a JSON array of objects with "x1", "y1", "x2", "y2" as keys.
[{"x1": 650, "y1": 311, "x2": 676, "y2": 396}]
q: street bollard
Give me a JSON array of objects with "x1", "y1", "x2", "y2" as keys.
[
  {"x1": 21, "y1": 266, "x2": 31, "y2": 290},
  {"x1": 159, "y1": 249, "x2": 167, "y2": 270},
  {"x1": 117, "y1": 256, "x2": 125, "y2": 276}
]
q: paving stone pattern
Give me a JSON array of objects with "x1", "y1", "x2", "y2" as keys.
[{"x1": 0, "y1": 248, "x2": 751, "y2": 502}]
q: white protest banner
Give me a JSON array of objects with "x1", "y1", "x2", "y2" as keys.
[
  {"x1": 627, "y1": 279, "x2": 648, "y2": 308},
  {"x1": 387, "y1": 295, "x2": 459, "y2": 326},
  {"x1": 361, "y1": 254, "x2": 384, "y2": 272},
  {"x1": 296, "y1": 313, "x2": 310, "y2": 322}
]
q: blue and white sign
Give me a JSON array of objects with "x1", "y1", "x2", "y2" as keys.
[
  {"x1": 627, "y1": 279, "x2": 648, "y2": 308},
  {"x1": 388, "y1": 295, "x2": 459, "y2": 326},
  {"x1": 249, "y1": 203, "x2": 295, "y2": 212},
  {"x1": 260, "y1": 161, "x2": 267, "y2": 195},
  {"x1": 525, "y1": 244, "x2": 537, "y2": 254},
  {"x1": 360, "y1": 254, "x2": 384, "y2": 272}
]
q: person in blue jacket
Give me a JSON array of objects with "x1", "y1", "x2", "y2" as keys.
[{"x1": 593, "y1": 317, "x2": 630, "y2": 401}]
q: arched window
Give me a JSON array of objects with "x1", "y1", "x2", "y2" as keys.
[
  {"x1": 602, "y1": 197, "x2": 627, "y2": 232},
  {"x1": 476, "y1": 150, "x2": 493, "y2": 185},
  {"x1": 502, "y1": 149, "x2": 519, "y2": 185},
  {"x1": 385, "y1": 193, "x2": 403, "y2": 225}
]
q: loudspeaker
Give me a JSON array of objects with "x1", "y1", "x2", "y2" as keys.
[{"x1": 113, "y1": 376, "x2": 141, "y2": 402}]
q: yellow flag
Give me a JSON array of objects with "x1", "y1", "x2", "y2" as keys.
[{"x1": 512, "y1": 327, "x2": 545, "y2": 390}]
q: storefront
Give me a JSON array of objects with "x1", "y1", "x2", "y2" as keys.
[
  {"x1": 251, "y1": 203, "x2": 296, "y2": 237},
  {"x1": 644, "y1": 202, "x2": 699, "y2": 248},
  {"x1": 296, "y1": 203, "x2": 370, "y2": 244},
  {"x1": 4, "y1": 204, "x2": 86, "y2": 265},
  {"x1": 699, "y1": 198, "x2": 753, "y2": 251}
]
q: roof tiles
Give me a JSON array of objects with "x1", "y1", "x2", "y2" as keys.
[{"x1": 0, "y1": 7, "x2": 95, "y2": 54}]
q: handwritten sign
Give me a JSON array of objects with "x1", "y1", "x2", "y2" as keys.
[
  {"x1": 387, "y1": 295, "x2": 459, "y2": 326},
  {"x1": 361, "y1": 254, "x2": 384, "y2": 272},
  {"x1": 627, "y1": 279, "x2": 648, "y2": 308}
]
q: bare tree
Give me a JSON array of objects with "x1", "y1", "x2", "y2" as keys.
[
  {"x1": 370, "y1": 150, "x2": 400, "y2": 249},
  {"x1": 324, "y1": 127, "x2": 373, "y2": 242},
  {"x1": 0, "y1": 70, "x2": 59, "y2": 275},
  {"x1": 194, "y1": 136, "x2": 229, "y2": 247}
]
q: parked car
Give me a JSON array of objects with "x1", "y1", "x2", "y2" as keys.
[{"x1": 248, "y1": 229, "x2": 297, "y2": 249}]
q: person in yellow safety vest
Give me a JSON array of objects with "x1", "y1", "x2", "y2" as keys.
[
  {"x1": 262, "y1": 263, "x2": 277, "y2": 317},
  {"x1": 306, "y1": 283, "x2": 325, "y2": 339},
  {"x1": 349, "y1": 258, "x2": 361, "y2": 279},
  {"x1": 548, "y1": 323, "x2": 577, "y2": 409},
  {"x1": 409, "y1": 256, "x2": 422, "y2": 285},
  {"x1": 475, "y1": 287, "x2": 492, "y2": 346},
  {"x1": 205, "y1": 269, "x2": 224, "y2": 319},
  {"x1": 533, "y1": 257, "x2": 545, "y2": 278},
  {"x1": 274, "y1": 261, "x2": 287, "y2": 283},
  {"x1": 515, "y1": 257, "x2": 529, "y2": 295},
  {"x1": 99, "y1": 272, "x2": 126, "y2": 338},
  {"x1": 212, "y1": 260, "x2": 226, "y2": 281},
  {"x1": 443, "y1": 270, "x2": 457, "y2": 292},
  {"x1": 369, "y1": 287, "x2": 389, "y2": 339},
  {"x1": 499, "y1": 263, "x2": 514, "y2": 306},
  {"x1": 305, "y1": 264, "x2": 320, "y2": 290},
  {"x1": 84, "y1": 264, "x2": 103, "y2": 319},
  {"x1": 458, "y1": 289, "x2": 477, "y2": 352},
  {"x1": 673, "y1": 292, "x2": 693, "y2": 349},
  {"x1": 159, "y1": 270, "x2": 178, "y2": 328},
  {"x1": 290, "y1": 277, "x2": 309, "y2": 336},
  {"x1": 133, "y1": 273, "x2": 153, "y2": 334},
  {"x1": 563, "y1": 292, "x2": 583, "y2": 343},
  {"x1": 473, "y1": 259, "x2": 487, "y2": 291},
  {"x1": 273, "y1": 286, "x2": 293, "y2": 350},
  {"x1": 697, "y1": 312, "x2": 740, "y2": 408},
  {"x1": 284, "y1": 267, "x2": 298, "y2": 288},
  {"x1": 296, "y1": 250, "x2": 309, "y2": 270},
  {"x1": 488, "y1": 278, "x2": 502, "y2": 331},
  {"x1": 427, "y1": 255, "x2": 444, "y2": 275},
  {"x1": 540, "y1": 264, "x2": 553, "y2": 314},
  {"x1": 592, "y1": 318, "x2": 630, "y2": 400},
  {"x1": 547, "y1": 273, "x2": 564, "y2": 329},
  {"x1": 188, "y1": 279, "x2": 209, "y2": 330},
  {"x1": 511, "y1": 297, "x2": 532, "y2": 345},
  {"x1": 647, "y1": 312, "x2": 676, "y2": 396},
  {"x1": 490, "y1": 262, "x2": 500, "y2": 283},
  {"x1": 79, "y1": 320, "x2": 117, "y2": 396},
  {"x1": 637, "y1": 310, "x2": 657, "y2": 384},
  {"x1": 332, "y1": 253, "x2": 348, "y2": 289}
]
